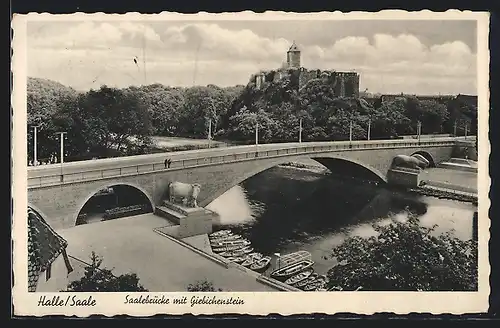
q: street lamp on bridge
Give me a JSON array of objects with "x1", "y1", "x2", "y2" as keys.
[
  {"x1": 298, "y1": 117, "x2": 303, "y2": 143},
  {"x1": 32, "y1": 125, "x2": 40, "y2": 166},
  {"x1": 417, "y1": 121, "x2": 422, "y2": 143},
  {"x1": 54, "y1": 132, "x2": 67, "y2": 182},
  {"x1": 207, "y1": 118, "x2": 212, "y2": 149},
  {"x1": 349, "y1": 121, "x2": 353, "y2": 143}
]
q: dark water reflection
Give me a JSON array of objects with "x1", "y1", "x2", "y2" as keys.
[{"x1": 207, "y1": 166, "x2": 477, "y2": 275}]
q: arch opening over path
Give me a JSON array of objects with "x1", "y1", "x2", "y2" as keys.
[
  {"x1": 411, "y1": 151, "x2": 436, "y2": 167},
  {"x1": 75, "y1": 183, "x2": 154, "y2": 226}
]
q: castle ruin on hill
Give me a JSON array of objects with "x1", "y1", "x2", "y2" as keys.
[{"x1": 251, "y1": 41, "x2": 360, "y2": 98}]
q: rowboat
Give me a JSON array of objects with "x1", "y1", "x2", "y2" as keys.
[
  {"x1": 210, "y1": 230, "x2": 232, "y2": 237},
  {"x1": 276, "y1": 251, "x2": 312, "y2": 268},
  {"x1": 211, "y1": 239, "x2": 251, "y2": 248},
  {"x1": 211, "y1": 244, "x2": 244, "y2": 253},
  {"x1": 284, "y1": 268, "x2": 314, "y2": 286},
  {"x1": 226, "y1": 256, "x2": 246, "y2": 263},
  {"x1": 295, "y1": 273, "x2": 318, "y2": 288},
  {"x1": 302, "y1": 275, "x2": 328, "y2": 291},
  {"x1": 247, "y1": 252, "x2": 263, "y2": 260},
  {"x1": 327, "y1": 286, "x2": 343, "y2": 291},
  {"x1": 239, "y1": 246, "x2": 254, "y2": 254},
  {"x1": 316, "y1": 288, "x2": 328, "y2": 291},
  {"x1": 250, "y1": 256, "x2": 272, "y2": 271},
  {"x1": 210, "y1": 234, "x2": 242, "y2": 243},
  {"x1": 303, "y1": 280, "x2": 326, "y2": 291},
  {"x1": 270, "y1": 260, "x2": 315, "y2": 281},
  {"x1": 241, "y1": 253, "x2": 263, "y2": 267},
  {"x1": 219, "y1": 246, "x2": 253, "y2": 258}
]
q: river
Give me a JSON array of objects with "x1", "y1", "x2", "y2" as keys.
[{"x1": 206, "y1": 165, "x2": 477, "y2": 276}]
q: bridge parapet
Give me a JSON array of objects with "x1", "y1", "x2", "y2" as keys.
[{"x1": 27, "y1": 137, "x2": 471, "y2": 189}]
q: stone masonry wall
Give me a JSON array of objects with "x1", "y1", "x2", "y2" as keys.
[{"x1": 29, "y1": 145, "x2": 453, "y2": 230}]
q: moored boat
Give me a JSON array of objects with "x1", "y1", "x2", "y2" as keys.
[
  {"x1": 250, "y1": 256, "x2": 272, "y2": 272},
  {"x1": 247, "y1": 252, "x2": 263, "y2": 260},
  {"x1": 303, "y1": 280, "x2": 326, "y2": 291},
  {"x1": 277, "y1": 251, "x2": 312, "y2": 268},
  {"x1": 270, "y1": 260, "x2": 315, "y2": 281},
  {"x1": 210, "y1": 230, "x2": 232, "y2": 237},
  {"x1": 227, "y1": 256, "x2": 246, "y2": 263},
  {"x1": 210, "y1": 234, "x2": 242, "y2": 243},
  {"x1": 211, "y1": 239, "x2": 250, "y2": 248},
  {"x1": 238, "y1": 246, "x2": 254, "y2": 255},
  {"x1": 241, "y1": 253, "x2": 263, "y2": 267},
  {"x1": 284, "y1": 268, "x2": 314, "y2": 286},
  {"x1": 302, "y1": 275, "x2": 327, "y2": 291},
  {"x1": 211, "y1": 244, "x2": 244, "y2": 253},
  {"x1": 295, "y1": 273, "x2": 318, "y2": 288},
  {"x1": 219, "y1": 246, "x2": 253, "y2": 258}
]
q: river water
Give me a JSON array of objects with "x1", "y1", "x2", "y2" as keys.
[{"x1": 206, "y1": 166, "x2": 477, "y2": 276}]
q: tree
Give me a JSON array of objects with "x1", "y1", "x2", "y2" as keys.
[
  {"x1": 64, "y1": 252, "x2": 148, "y2": 292},
  {"x1": 59, "y1": 85, "x2": 153, "y2": 158},
  {"x1": 326, "y1": 212, "x2": 478, "y2": 291},
  {"x1": 187, "y1": 279, "x2": 223, "y2": 292},
  {"x1": 27, "y1": 77, "x2": 79, "y2": 162}
]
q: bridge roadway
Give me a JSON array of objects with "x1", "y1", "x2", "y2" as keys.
[
  {"x1": 27, "y1": 137, "x2": 468, "y2": 188},
  {"x1": 28, "y1": 136, "x2": 473, "y2": 188}
]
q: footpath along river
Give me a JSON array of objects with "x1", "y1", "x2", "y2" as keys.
[{"x1": 206, "y1": 163, "x2": 478, "y2": 276}]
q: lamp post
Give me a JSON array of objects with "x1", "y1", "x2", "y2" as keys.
[
  {"x1": 207, "y1": 118, "x2": 212, "y2": 149},
  {"x1": 298, "y1": 117, "x2": 303, "y2": 143},
  {"x1": 349, "y1": 121, "x2": 353, "y2": 142},
  {"x1": 32, "y1": 125, "x2": 40, "y2": 166},
  {"x1": 453, "y1": 120, "x2": 457, "y2": 137},
  {"x1": 367, "y1": 117, "x2": 371, "y2": 141},
  {"x1": 255, "y1": 121, "x2": 259, "y2": 146},
  {"x1": 55, "y1": 132, "x2": 67, "y2": 181},
  {"x1": 464, "y1": 123, "x2": 468, "y2": 140},
  {"x1": 417, "y1": 121, "x2": 422, "y2": 143}
]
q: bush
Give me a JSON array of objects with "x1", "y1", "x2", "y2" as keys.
[
  {"x1": 187, "y1": 279, "x2": 223, "y2": 292},
  {"x1": 63, "y1": 252, "x2": 148, "y2": 292},
  {"x1": 326, "y1": 212, "x2": 478, "y2": 291}
]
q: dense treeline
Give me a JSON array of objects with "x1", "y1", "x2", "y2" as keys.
[{"x1": 27, "y1": 76, "x2": 477, "y2": 163}]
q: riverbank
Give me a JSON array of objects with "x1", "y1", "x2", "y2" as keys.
[
  {"x1": 410, "y1": 185, "x2": 478, "y2": 205},
  {"x1": 278, "y1": 161, "x2": 330, "y2": 174},
  {"x1": 279, "y1": 161, "x2": 478, "y2": 205}
]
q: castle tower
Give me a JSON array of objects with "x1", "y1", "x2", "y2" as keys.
[{"x1": 287, "y1": 41, "x2": 301, "y2": 69}]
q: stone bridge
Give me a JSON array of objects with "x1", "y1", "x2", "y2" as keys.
[{"x1": 27, "y1": 137, "x2": 472, "y2": 230}]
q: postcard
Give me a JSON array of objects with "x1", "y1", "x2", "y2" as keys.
[{"x1": 11, "y1": 10, "x2": 490, "y2": 316}]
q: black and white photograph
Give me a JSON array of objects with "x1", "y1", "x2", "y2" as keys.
[{"x1": 12, "y1": 11, "x2": 490, "y2": 315}]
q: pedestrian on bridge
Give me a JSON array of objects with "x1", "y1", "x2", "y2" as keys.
[{"x1": 164, "y1": 158, "x2": 172, "y2": 169}]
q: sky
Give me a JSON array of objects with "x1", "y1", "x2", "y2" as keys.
[{"x1": 27, "y1": 19, "x2": 478, "y2": 95}]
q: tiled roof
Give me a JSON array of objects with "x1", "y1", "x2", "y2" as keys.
[{"x1": 27, "y1": 208, "x2": 69, "y2": 292}]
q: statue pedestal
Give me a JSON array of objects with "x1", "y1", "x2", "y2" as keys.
[
  {"x1": 155, "y1": 200, "x2": 218, "y2": 238},
  {"x1": 387, "y1": 167, "x2": 421, "y2": 188}
]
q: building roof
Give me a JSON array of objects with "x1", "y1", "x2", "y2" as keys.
[
  {"x1": 288, "y1": 41, "x2": 300, "y2": 52},
  {"x1": 27, "y1": 207, "x2": 69, "y2": 292}
]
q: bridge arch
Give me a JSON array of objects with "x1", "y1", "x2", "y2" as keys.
[
  {"x1": 202, "y1": 155, "x2": 387, "y2": 207},
  {"x1": 74, "y1": 182, "x2": 155, "y2": 226},
  {"x1": 411, "y1": 151, "x2": 436, "y2": 167}
]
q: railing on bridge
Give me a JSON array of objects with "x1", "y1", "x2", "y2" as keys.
[{"x1": 28, "y1": 137, "x2": 472, "y2": 188}]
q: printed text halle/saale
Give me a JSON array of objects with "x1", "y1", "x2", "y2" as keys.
[{"x1": 37, "y1": 295, "x2": 96, "y2": 307}]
